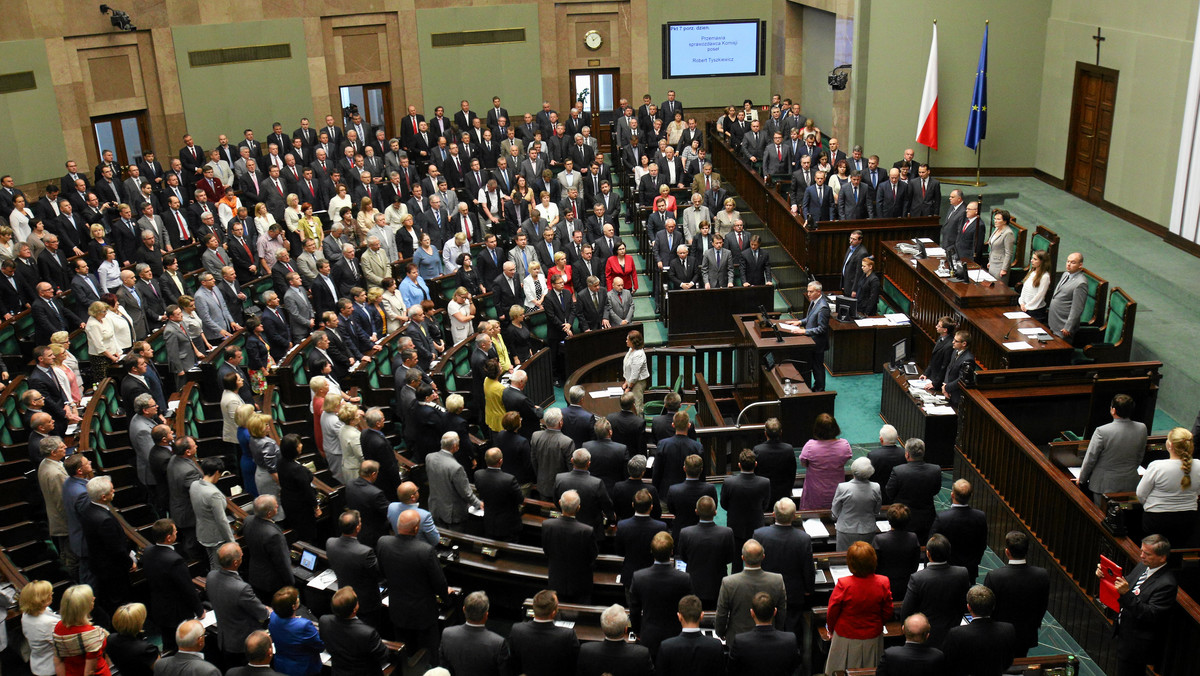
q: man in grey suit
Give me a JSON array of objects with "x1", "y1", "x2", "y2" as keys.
[
  {"x1": 201, "y1": 234, "x2": 230, "y2": 276},
  {"x1": 154, "y1": 620, "x2": 221, "y2": 676},
  {"x1": 701, "y1": 234, "x2": 734, "y2": 289},
  {"x1": 242, "y1": 494, "x2": 292, "y2": 602},
  {"x1": 70, "y1": 260, "x2": 103, "y2": 315},
  {"x1": 606, "y1": 276, "x2": 635, "y2": 326},
  {"x1": 206, "y1": 542, "x2": 271, "y2": 667},
  {"x1": 837, "y1": 172, "x2": 874, "y2": 221},
  {"x1": 129, "y1": 394, "x2": 157, "y2": 492},
  {"x1": 114, "y1": 270, "x2": 149, "y2": 339},
  {"x1": 194, "y1": 272, "x2": 241, "y2": 342},
  {"x1": 426, "y1": 431, "x2": 483, "y2": 529},
  {"x1": 714, "y1": 539, "x2": 788, "y2": 649},
  {"x1": 532, "y1": 407, "x2": 576, "y2": 499},
  {"x1": 440, "y1": 591, "x2": 509, "y2": 676},
  {"x1": 164, "y1": 309, "x2": 196, "y2": 388},
  {"x1": 190, "y1": 457, "x2": 233, "y2": 569},
  {"x1": 508, "y1": 232, "x2": 538, "y2": 280},
  {"x1": 784, "y1": 281, "x2": 830, "y2": 392},
  {"x1": 282, "y1": 272, "x2": 314, "y2": 342},
  {"x1": 1047, "y1": 251, "x2": 1087, "y2": 340},
  {"x1": 1078, "y1": 393, "x2": 1148, "y2": 506}
]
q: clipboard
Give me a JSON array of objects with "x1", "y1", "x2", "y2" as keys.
[{"x1": 1099, "y1": 555, "x2": 1122, "y2": 611}]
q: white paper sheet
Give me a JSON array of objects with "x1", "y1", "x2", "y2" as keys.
[
  {"x1": 1003, "y1": 311, "x2": 1030, "y2": 319},
  {"x1": 201, "y1": 611, "x2": 218, "y2": 628},
  {"x1": 802, "y1": 518, "x2": 829, "y2": 538},
  {"x1": 829, "y1": 565, "x2": 852, "y2": 581},
  {"x1": 468, "y1": 505, "x2": 484, "y2": 517},
  {"x1": 925, "y1": 247, "x2": 946, "y2": 257},
  {"x1": 1018, "y1": 328, "x2": 1043, "y2": 336},
  {"x1": 307, "y1": 569, "x2": 339, "y2": 591},
  {"x1": 876, "y1": 521, "x2": 891, "y2": 532},
  {"x1": 856, "y1": 317, "x2": 891, "y2": 327},
  {"x1": 1068, "y1": 467, "x2": 1082, "y2": 479},
  {"x1": 916, "y1": 237, "x2": 935, "y2": 243},
  {"x1": 1003, "y1": 341, "x2": 1033, "y2": 350},
  {"x1": 884, "y1": 313, "x2": 910, "y2": 325},
  {"x1": 791, "y1": 487, "x2": 804, "y2": 498},
  {"x1": 645, "y1": 456, "x2": 654, "y2": 469},
  {"x1": 923, "y1": 405, "x2": 957, "y2": 416},
  {"x1": 777, "y1": 322, "x2": 803, "y2": 334}
]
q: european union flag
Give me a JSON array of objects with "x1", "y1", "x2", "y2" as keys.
[{"x1": 965, "y1": 23, "x2": 988, "y2": 150}]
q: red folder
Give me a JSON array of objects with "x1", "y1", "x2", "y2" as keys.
[{"x1": 1099, "y1": 555, "x2": 1122, "y2": 611}]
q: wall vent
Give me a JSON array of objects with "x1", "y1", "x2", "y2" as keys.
[{"x1": 188, "y1": 44, "x2": 292, "y2": 68}]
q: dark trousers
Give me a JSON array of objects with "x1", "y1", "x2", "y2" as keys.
[
  {"x1": 1142, "y1": 509, "x2": 1197, "y2": 548},
  {"x1": 806, "y1": 347, "x2": 827, "y2": 392},
  {"x1": 394, "y1": 623, "x2": 440, "y2": 666}
]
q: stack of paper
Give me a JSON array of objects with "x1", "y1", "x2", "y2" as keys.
[
  {"x1": 1003, "y1": 341, "x2": 1033, "y2": 350},
  {"x1": 829, "y1": 565, "x2": 852, "y2": 581},
  {"x1": 307, "y1": 569, "x2": 339, "y2": 591},
  {"x1": 855, "y1": 317, "x2": 891, "y2": 327},
  {"x1": 201, "y1": 611, "x2": 218, "y2": 628},
  {"x1": 923, "y1": 405, "x2": 956, "y2": 416},
  {"x1": 967, "y1": 269, "x2": 996, "y2": 282},
  {"x1": 884, "y1": 313, "x2": 910, "y2": 325},
  {"x1": 777, "y1": 322, "x2": 803, "y2": 334},
  {"x1": 802, "y1": 518, "x2": 829, "y2": 538},
  {"x1": 1067, "y1": 467, "x2": 1082, "y2": 479},
  {"x1": 926, "y1": 247, "x2": 946, "y2": 257}
]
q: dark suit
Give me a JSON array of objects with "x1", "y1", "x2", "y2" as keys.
[
  {"x1": 346, "y1": 477, "x2": 390, "y2": 548},
  {"x1": 943, "y1": 617, "x2": 1016, "y2": 676},
  {"x1": 630, "y1": 563, "x2": 693, "y2": 654},
  {"x1": 560, "y1": 404, "x2": 596, "y2": 447},
  {"x1": 886, "y1": 460, "x2": 943, "y2": 541},
  {"x1": 474, "y1": 467, "x2": 524, "y2": 541},
  {"x1": 242, "y1": 515, "x2": 292, "y2": 599},
  {"x1": 929, "y1": 505, "x2": 988, "y2": 582},
  {"x1": 908, "y1": 176, "x2": 942, "y2": 218},
  {"x1": 325, "y1": 534, "x2": 383, "y2": 615},
  {"x1": 677, "y1": 521, "x2": 736, "y2": 605},
  {"x1": 613, "y1": 479, "x2": 661, "y2": 521},
  {"x1": 576, "y1": 640, "x2": 654, "y2": 676},
  {"x1": 721, "y1": 472, "x2": 771, "y2": 546},
  {"x1": 841, "y1": 244, "x2": 869, "y2": 296},
  {"x1": 554, "y1": 469, "x2": 615, "y2": 540},
  {"x1": 838, "y1": 182, "x2": 874, "y2": 220},
  {"x1": 614, "y1": 514, "x2": 669, "y2": 588},
  {"x1": 607, "y1": 409, "x2": 645, "y2": 458},
  {"x1": 652, "y1": 435, "x2": 703, "y2": 497},
  {"x1": 900, "y1": 563, "x2": 972, "y2": 648},
  {"x1": 855, "y1": 272, "x2": 881, "y2": 316},
  {"x1": 318, "y1": 615, "x2": 389, "y2": 676},
  {"x1": 876, "y1": 180, "x2": 911, "y2": 218},
  {"x1": 439, "y1": 623, "x2": 508, "y2": 676},
  {"x1": 80, "y1": 503, "x2": 132, "y2": 611},
  {"x1": 955, "y1": 217, "x2": 983, "y2": 263},
  {"x1": 1113, "y1": 564, "x2": 1178, "y2": 676},
  {"x1": 983, "y1": 562, "x2": 1050, "y2": 655},
  {"x1": 867, "y1": 443, "x2": 907, "y2": 504},
  {"x1": 542, "y1": 515, "x2": 598, "y2": 602},
  {"x1": 925, "y1": 334, "x2": 954, "y2": 391},
  {"x1": 752, "y1": 441, "x2": 796, "y2": 506},
  {"x1": 666, "y1": 479, "x2": 717, "y2": 538},
  {"x1": 666, "y1": 255, "x2": 699, "y2": 290},
  {"x1": 506, "y1": 620, "x2": 580, "y2": 676},
  {"x1": 728, "y1": 624, "x2": 797, "y2": 676},
  {"x1": 940, "y1": 202, "x2": 967, "y2": 253},
  {"x1": 655, "y1": 631, "x2": 725, "y2": 676},
  {"x1": 32, "y1": 297, "x2": 81, "y2": 346},
  {"x1": 943, "y1": 348, "x2": 974, "y2": 407},
  {"x1": 375, "y1": 532, "x2": 447, "y2": 656},
  {"x1": 801, "y1": 184, "x2": 835, "y2": 224},
  {"x1": 752, "y1": 523, "x2": 815, "y2": 616},
  {"x1": 142, "y1": 543, "x2": 203, "y2": 646},
  {"x1": 876, "y1": 642, "x2": 946, "y2": 676},
  {"x1": 575, "y1": 287, "x2": 607, "y2": 331}
]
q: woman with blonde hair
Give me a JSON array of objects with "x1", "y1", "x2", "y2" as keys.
[
  {"x1": 178, "y1": 295, "x2": 213, "y2": 353},
  {"x1": 85, "y1": 301, "x2": 121, "y2": 384},
  {"x1": 284, "y1": 193, "x2": 303, "y2": 232},
  {"x1": 106, "y1": 603, "x2": 158, "y2": 676},
  {"x1": 51, "y1": 331, "x2": 83, "y2": 383},
  {"x1": 355, "y1": 197, "x2": 378, "y2": 245},
  {"x1": 1138, "y1": 427, "x2": 1199, "y2": 547},
  {"x1": 53, "y1": 584, "x2": 112, "y2": 676},
  {"x1": 50, "y1": 344, "x2": 83, "y2": 405},
  {"x1": 447, "y1": 286, "x2": 475, "y2": 346},
  {"x1": 235, "y1": 402, "x2": 259, "y2": 498},
  {"x1": 321, "y1": 391, "x2": 345, "y2": 478},
  {"x1": 484, "y1": 320, "x2": 512, "y2": 373},
  {"x1": 20, "y1": 579, "x2": 60, "y2": 676},
  {"x1": 248, "y1": 413, "x2": 285, "y2": 519},
  {"x1": 503, "y1": 305, "x2": 534, "y2": 365},
  {"x1": 0, "y1": 225, "x2": 14, "y2": 259},
  {"x1": 337, "y1": 404, "x2": 365, "y2": 484}
]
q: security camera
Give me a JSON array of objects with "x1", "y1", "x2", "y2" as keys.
[{"x1": 99, "y1": 4, "x2": 137, "y2": 32}]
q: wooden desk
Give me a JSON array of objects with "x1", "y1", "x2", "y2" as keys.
[
  {"x1": 735, "y1": 317, "x2": 814, "y2": 383},
  {"x1": 879, "y1": 242, "x2": 1073, "y2": 369},
  {"x1": 878, "y1": 366, "x2": 957, "y2": 468},
  {"x1": 828, "y1": 317, "x2": 910, "y2": 375},
  {"x1": 758, "y1": 366, "x2": 837, "y2": 449},
  {"x1": 578, "y1": 381, "x2": 623, "y2": 419},
  {"x1": 804, "y1": 217, "x2": 941, "y2": 292},
  {"x1": 564, "y1": 322, "x2": 641, "y2": 378},
  {"x1": 666, "y1": 286, "x2": 775, "y2": 341}
]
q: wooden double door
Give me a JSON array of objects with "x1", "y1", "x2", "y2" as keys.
[{"x1": 1065, "y1": 63, "x2": 1118, "y2": 202}]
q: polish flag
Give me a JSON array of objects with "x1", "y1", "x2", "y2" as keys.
[{"x1": 916, "y1": 23, "x2": 939, "y2": 150}]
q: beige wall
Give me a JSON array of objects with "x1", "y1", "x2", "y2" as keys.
[
  {"x1": 0, "y1": 40, "x2": 67, "y2": 180},
  {"x1": 1036, "y1": 0, "x2": 1198, "y2": 226}
]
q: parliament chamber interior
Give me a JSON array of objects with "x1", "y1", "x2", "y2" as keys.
[{"x1": 2, "y1": 1, "x2": 1200, "y2": 675}]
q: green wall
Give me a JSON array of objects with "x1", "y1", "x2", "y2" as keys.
[
  {"x1": 851, "y1": 0, "x2": 1050, "y2": 169},
  {"x1": 800, "y1": 5, "x2": 835, "y2": 130},
  {"x1": 0, "y1": 40, "x2": 66, "y2": 182},
  {"x1": 172, "y1": 20, "x2": 313, "y2": 145},
  {"x1": 1035, "y1": 0, "x2": 1198, "y2": 226},
  {"x1": 416, "y1": 4, "x2": 542, "y2": 118},
  {"x1": 646, "y1": 0, "x2": 774, "y2": 108}
]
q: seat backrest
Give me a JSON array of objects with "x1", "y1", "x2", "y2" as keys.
[
  {"x1": 1078, "y1": 267, "x2": 1108, "y2": 327},
  {"x1": 1103, "y1": 288, "x2": 1133, "y2": 345},
  {"x1": 881, "y1": 276, "x2": 912, "y2": 315}
]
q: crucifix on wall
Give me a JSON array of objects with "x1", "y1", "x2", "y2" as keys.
[{"x1": 1093, "y1": 27, "x2": 1106, "y2": 66}]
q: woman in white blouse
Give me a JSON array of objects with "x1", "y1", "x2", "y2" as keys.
[
  {"x1": 1137, "y1": 427, "x2": 1198, "y2": 547},
  {"x1": 379, "y1": 276, "x2": 407, "y2": 328},
  {"x1": 283, "y1": 193, "x2": 303, "y2": 234},
  {"x1": 0, "y1": 226, "x2": 14, "y2": 259},
  {"x1": 622, "y1": 330, "x2": 650, "y2": 413},
  {"x1": 447, "y1": 286, "x2": 476, "y2": 347},
  {"x1": 19, "y1": 580, "x2": 60, "y2": 676},
  {"x1": 8, "y1": 194, "x2": 33, "y2": 242},
  {"x1": 384, "y1": 198, "x2": 409, "y2": 230},
  {"x1": 98, "y1": 246, "x2": 122, "y2": 291},
  {"x1": 534, "y1": 191, "x2": 560, "y2": 230},
  {"x1": 327, "y1": 184, "x2": 352, "y2": 224},
  {"x1": 85, "y1": 301, "x2": 121, "y2": 384},
  {"x1": 254, "y1": 202, "x2": 277, "y2": 241},
  {"x1": 337, "y1": 404, "x2": 365, "y2": 485},
  {"x1": 479, "y1": 178, "x2": 503, "y2": 228},
  {"x1": 50, "y1": 344, "x2": 82, "y2": 405},
  {"x1": 104, "y1": 294, "x2": 136, "y2": 353},
  {"x1": 523, "y1": 261, "x2": 547, "y2": 310},
  {"x1": 51, "y1": 331, "x2": 83, "y2": 383},
  {"x1": 1019, "y1": 249, "x2": 1052, "y2": 324},
  {"x1": 442, "y1": 232, "x2": 470, "y2": 274}
]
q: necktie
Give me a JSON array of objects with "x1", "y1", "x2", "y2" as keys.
[
  {"x1": 251, "y1": 174, "x2": 259, "y2": 192},
  {"x1": 85, "y1": 277, "x2": 98, "y2": 296},
  {"x1": 777, "y1": 146, "x2": 782, "y2": 161},
  {"x1": 737, "y1": 232, "x2": 743, "y2": 249},
  {"x1": 239, "y1": 238, "x2": 251, "y2": 259},
  {"x1": 175, "y1": 212, "x2": 190, "y2": 239},
  {"x1": 1132, "y1": 567, "x2": 1152, "y2": 595},
  {"x1": 217, "y1": 249, "x2": 225, "y2": 264},
  {"x1": 47, "y1": 299, "x2": 61, "y2": 322},
  {"x1": 922, "y1": 179, "x2": 927, "y2": 197},
  {"x1": 592, "y1": 291, "x2": 598, "y2": 309},
  {"x1": 854, "y1": 187, "x2": 859, "y2": 203}
]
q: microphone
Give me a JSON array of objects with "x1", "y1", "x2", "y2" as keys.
[{"x1": 1004, "y1": 318, "x2": 1030, "y2": 340}]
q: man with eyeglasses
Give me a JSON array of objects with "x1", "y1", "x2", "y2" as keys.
[
  {"x1": 942, "y1": 331, "x2": 975, "y2": 407},
  {"x1": 783, "y1": 281, "x2": 830, "y2": 392}
]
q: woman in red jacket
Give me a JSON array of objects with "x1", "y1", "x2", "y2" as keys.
[
  {"x1": 604, "y1": 241, "x2": 638, "y2": 292},
  {"x1": 825, "y1": 541, "x2": 894, "y2": 673}
]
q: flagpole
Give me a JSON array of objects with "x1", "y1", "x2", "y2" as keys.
[{"x1": 944, "y1": 19, "x2": 989, "y2": 188}]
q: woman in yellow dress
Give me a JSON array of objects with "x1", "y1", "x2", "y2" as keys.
[{"x1": 483, "y1": 358, "x2": 507, "y2": 433}]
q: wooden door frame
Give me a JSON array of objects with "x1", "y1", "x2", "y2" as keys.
[
  {"x1": 91, "y1": 111, "x2": 150, "y2": 169},
  {"x1": 1064, "y1": 62, "x2": 1119, "y2": 203},
  {"x1": 570, "y1": 68, "x2": 621, "y2": 149}
]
